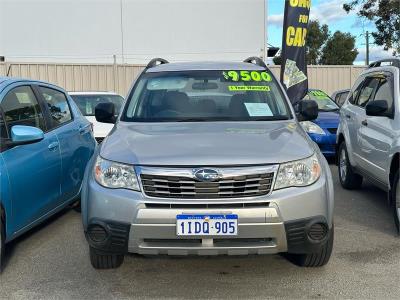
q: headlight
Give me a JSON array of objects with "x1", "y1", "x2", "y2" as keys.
[
  {"x1": 300, "y1": 121, "x2": 325, "y2": 135},
  {"x1": 274, "y1": 153, "x2": 321, "y2": 190},
  {"x1": 94, "y1": 156, "x2": 140, "y2": 191}
]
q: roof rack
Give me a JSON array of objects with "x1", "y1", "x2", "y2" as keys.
[
  {"x1": 243, "y1": 56, "x2": 267, "y2": 68},
  {"x1": 368, "y1": 58, "x2": 400, "y2": 69},
  {"x1": 146, "y1": 58, "x2": 169, "y2": 69}
]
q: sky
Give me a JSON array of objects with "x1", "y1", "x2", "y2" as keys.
[{"x1": 267, "y1": 0, "x2": 395, "y2": 65}]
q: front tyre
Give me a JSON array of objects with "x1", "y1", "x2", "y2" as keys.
[
  {"x1": 71, "y1": 200, "x2": 81, "y2": 213},
  {"x1": 392, "y1": 171, "x2": 400, "y2": 234},
  {"x1": 338, "y1": 142, "x2": 363, "y2": 189},
  {"x1": 89, "y1": 247, "x2": 124, "y2": 269},
  {"x1": 288, "y1": 225, "x2": 334, "y2": 267}
]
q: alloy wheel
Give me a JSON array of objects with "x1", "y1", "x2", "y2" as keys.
[
  {"x1": 396, "y1": 179, "x2": 400, "y2": 224},
  {"x1": 339, "y1": 148, "x2": 347, "y2": 182}
]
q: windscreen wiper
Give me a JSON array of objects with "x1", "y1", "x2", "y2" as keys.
[
  {"x1": 252, "y1": 116, "x2": 290, "y2": 121},
  {"x1": 176, "y1": 118, "x2": 208, "y2": 122}
]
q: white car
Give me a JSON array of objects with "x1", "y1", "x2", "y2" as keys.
[{"x1": 69, "y1": 91, "x2": 124, "y2": 142}]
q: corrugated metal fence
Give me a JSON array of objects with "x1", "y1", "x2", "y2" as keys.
[{"x1": 0, "y1": 62, "x2": 365, "y2": 96}]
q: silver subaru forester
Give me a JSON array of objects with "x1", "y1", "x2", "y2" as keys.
[{"x1": 81, "y1": 57, "x2": 334, "y2": 269}]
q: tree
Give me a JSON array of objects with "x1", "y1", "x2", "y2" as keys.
[
  {"x1": 306, "y1": 20, "x2": 329, "y2": 64},
  {"x1": 320, "y1": 31, "x2": 359, "y2": 64},
  {"x1": 343, "y1": 0, "x2": 400, "y2": 55},
  {"x1": 273, "y1": 20, "x2": 330, "y2": 65}
]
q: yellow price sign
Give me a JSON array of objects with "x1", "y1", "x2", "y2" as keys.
[{"x1": 222, "y1": 71, "x2": 272, "y2": 82}]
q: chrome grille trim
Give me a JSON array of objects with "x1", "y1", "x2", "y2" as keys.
[{"x1": 136, "y1": 165, "x2": 278, "y2": 199}]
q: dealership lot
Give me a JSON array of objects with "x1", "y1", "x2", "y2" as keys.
[{"x1": 1, "y1": 165, "x2": 400, "y2": 299}]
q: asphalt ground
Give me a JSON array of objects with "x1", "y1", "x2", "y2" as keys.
[{"x1": 1, "y1": 164, "x2": 400, "y2": 299}]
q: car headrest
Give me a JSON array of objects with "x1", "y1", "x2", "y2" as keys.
[
  {"x1": 229, "y1": 94, "x2": 248, "y2": 117},
  {"x1": 163, "y1": 91, "x2": 191, "y2": 112},
  {"x1": 197, "y1": 99, "x2": 217, "y2": 113}
]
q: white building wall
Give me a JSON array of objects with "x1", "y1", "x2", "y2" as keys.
[{"x1": 1, "y1": 0, "x2": 265, "y2": 64}]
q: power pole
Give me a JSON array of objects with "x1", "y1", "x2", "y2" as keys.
[
  {"x1": 365, "y1": 31, "x2": 370, "y2": 65},
  {"x1": 120, "y1": 0, "x2": 125, "y2": 64},
  {"x1": 263, "y1": 0, "x2": 268, "y2": 62}
]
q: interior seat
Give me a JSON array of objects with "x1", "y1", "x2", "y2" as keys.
[
  {"x1": 229, "y1": 94, "x2": 249, "y2": 117},
  {"x1": 196, "y1": 99, "x2": 217, "y2": 114},
  {"x1": 163, "y1": 91, "x2": 192, "y2": 113}
]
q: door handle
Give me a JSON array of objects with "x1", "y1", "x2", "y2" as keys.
[
  {"x1": 361, "y1": 120, "x2": 368, "y2": 126},
  {"x1": 48, "y1": 141, "x2": 59, "y2": 151},
  {"x1": 345, "y1": 114, "x2": 351, "y2": 119},
  {"x1": 79, "y1": 124, "x2": 90, "y2": 134}
]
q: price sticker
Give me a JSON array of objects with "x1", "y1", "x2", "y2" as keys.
[{"x1": 222, "y1": 71, "x2": 272, "y2": 82}]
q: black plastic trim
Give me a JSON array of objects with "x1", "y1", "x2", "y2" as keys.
[
  {"x1": 285, "y1": 216, "x2": 331, "y2": 254},
  {"x1": 86, "y1": 218, "x2": 131, "y2": 254},
  {"x1": 243, "y1": 56, "x2": 267, "y2": 68},
  {"x1": 368, "y1": 59, "x2": 400, "y2": 69},
  {"x1": 146, "y1": 58, "x2": 169, "y2": 69}
]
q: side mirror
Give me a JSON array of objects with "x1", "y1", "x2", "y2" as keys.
[
  {"x1": 11, "y1": 125, "x2": 44, "y2": 144},
  {"x1": 366, "y1": 100, "x2": 388, "y2": 117},
  {"x1": 95, "y1": 102, "x2": 116, "y2": 124},
  {"x1": 297, "y1": 100, "x2": 318, "y2": 121}
]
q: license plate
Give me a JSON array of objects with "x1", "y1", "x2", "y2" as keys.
[{"x1": 176, "y1": 214, "x2": 238, "y2": 236}]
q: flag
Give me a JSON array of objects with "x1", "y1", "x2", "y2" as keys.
[{"x1": 280, "y1": 0, "x2": 311, "y2": 104}]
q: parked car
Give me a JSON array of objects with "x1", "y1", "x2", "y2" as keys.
[
  {"x1": 299, "y1": 89, "x2": 340, "y2": 158},
  {"x1": 81, "y1": 57, "x2": 334, "y2": 269},
  {"x1": 0, "y1": 77, "x2": 96, "y2": 270},
  {"x1": 331, "y1": 89, "x2": 350, "y2": 107},
  {"x1": 337, "y1": 59, "x2": 400, "y2": 231},
  {"x1": 69, "y1": 92, "x2": 124, "y2": 142}
]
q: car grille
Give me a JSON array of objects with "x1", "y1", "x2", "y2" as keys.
[
  {"x1": 327, "y1": 128, "x2": 337, "y2": 134},
  {"x1": 141, "y1": 172, "x2": 274, "y2": 199}
]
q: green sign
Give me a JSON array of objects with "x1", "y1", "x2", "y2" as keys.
[
  {"x1": 309, "y1": 90, "x2": 329, "y2": 99},
  {"x1": 228, "y1": 86, "x2": 270, "y2": 92},
  {"x1": 222, "y1": 71, "x2": 272, "y2": 82}
]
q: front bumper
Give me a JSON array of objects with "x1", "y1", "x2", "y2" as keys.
[
  {"x1": 85, "y1": 214, "x2": 330, "y2": 256},
  {"x1": 82, "y1": 162, "x2": 334, "y2": 256}
]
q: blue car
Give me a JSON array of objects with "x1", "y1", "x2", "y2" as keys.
[
  {"x1": 300, "y1": 89, "x2": 340, "y2": 157},
  {"x1": 0, "y1": 77, "x2": 96, "y2": 269}
]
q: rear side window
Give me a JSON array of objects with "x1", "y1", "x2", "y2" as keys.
[
  {"x1": 1, "y1": 85, "x2": 46, "y2": 134},
  {"x1": 39, "y1": 86, "x2": 72, "y2": 128}
]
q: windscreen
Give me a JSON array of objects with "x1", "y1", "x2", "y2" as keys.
[
  {"x1": 306, "y1": 90, "x2": 339, "y2": 111},
  {"x1": 122, "y1": 70, "x2": 291, "y2": 122},
  {"x1": 71, "y1": 94, "x2": 124, "y2": 116}
]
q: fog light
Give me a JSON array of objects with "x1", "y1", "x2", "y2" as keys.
[
  {"x1": 308, "y1": 223, "x2": 328, "y2": 241},
  {"x1": 88, "y1": 224, "x2": 108, "y2": 243}
]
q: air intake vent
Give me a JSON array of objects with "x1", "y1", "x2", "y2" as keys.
[
  {"x1": 88, "y1": 225, "x2": 107, "y2": 243},
  {"x1": 308, "y1": 223, "x2": 328, "y2": 241}
]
